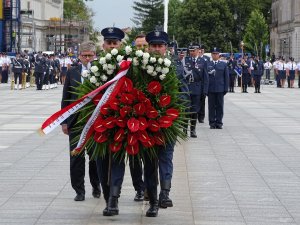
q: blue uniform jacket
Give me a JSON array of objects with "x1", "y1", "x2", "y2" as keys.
[
  {"x1": 207, "y1": 60, "x2": 229, "y2": 93},
  {"x1": 183, "y1": 56, "x2": 208, "y2": 95}
]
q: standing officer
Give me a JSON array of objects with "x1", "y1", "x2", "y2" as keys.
[
  {"x1": 34, "y1": 52, "x2": 46, "y2": 90},
  {"x1": 253, "y1": 55, "x2": 264, "y2": 93},
  {"x1": 264, "y1": 59, "x2": 272, "y2": 80},
  {"x1": 207, "y1": 47, "x2": 229, "y2": 129},
  {"x1": 241, "y1": 55, "x2": 251, "y2": 93},
  {"x1": 61, "y1": 41, "x2": 101, "y2": 202},
  {"x1": 12, "y1": 53, "x2": 24, "y2": 90},
  {"x1": 227, "y1": 54, "x2": 237, "y2": 92},
  {"x1": 287, "y1": 57, "x2": 297, "y2": 88},
  {"x1": 183, "y1": 43, "x2": 208, "y2": 137}
]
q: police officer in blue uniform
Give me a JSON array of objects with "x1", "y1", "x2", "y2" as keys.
[
  {"x1": 253, "y1": 55, "x2": 264, "y2": 93},
  {"x1": 227, "y1": 54, "x2": 237, "y2": 92},
  {"x1": 207, "y1": 47, "x2": 229, "y2": 129},
  {"x1": 241, "y1": 55, "x2": 251, "y2": 93},
  {"x1": 183, "y1": 43, "x2": 208, "y2": 137}
]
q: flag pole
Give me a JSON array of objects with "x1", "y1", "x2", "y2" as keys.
[{"x1": 164, "y1": 0, "x2": 169, "y2": 33}]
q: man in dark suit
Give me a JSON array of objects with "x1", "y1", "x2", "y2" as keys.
[
  {"x1": 61, "y1": 41, "x2": 100, "y2": 201},
  {"x1": 207, "y1": 47, "x2": 229, "y2": 129}
]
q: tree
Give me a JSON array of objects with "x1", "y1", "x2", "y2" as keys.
[
  {"x1": 243, "y1": 10, "x2": 269, "y2": 57},
  {"x1": 176, "y1": 0, "x2": 234, "y2": 51},
  {"x1": 168, "y1": 0, "x2": 182, "y2": 41},
  {"x1": 64, "y1": 0, "x2": 93, "y2": 21},
  {"x1": 132, "y1": 0, "x2": 164, "y2": 33}
]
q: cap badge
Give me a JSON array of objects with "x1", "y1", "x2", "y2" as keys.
[
  {"x1": 108, "y1": 28, "x2": 114, "y2": 33},
  {"x1": 155, "y1": 31, "x2": 160, "y2": 37}
]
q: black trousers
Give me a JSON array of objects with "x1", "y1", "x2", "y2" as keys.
[
  {"x1": 254, "y1": 75, "x2": 262, "y2": 91},
  {"x1": 143, "y1": 153, "x2": 158, "y2": 193},
  {"x1": 229, "y1": 74, "x2": 236, "y2": 91},
  {"x1": 265, "y1": 69, "x2": 270, "y2": 80},
  {"x1": 69, "y1": 130, "x2": 100, "y2": 195},
  {"x1": 129, "y1": 157, "x2": 145, "y2": 192},
  {"x1": 14, "y1": 72, "x2": 22, "y2": 85},
  {"x1": 208, "y1": 92, "x2": 224, "y2": 126},
  {"x1": 35, "y1": 72, "x2": 44, "y2": 90},
  {"x1": 1, "y1": 69, "x2": 8, "y2": 83},
  {"x1": 198, "y1": 93, "x2": 206, "y2": 120}
]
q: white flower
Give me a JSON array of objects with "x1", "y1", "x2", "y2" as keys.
[
  {"x1": 146, "y1": 66, "x2": 154, "y2": 74},
  {"x1": 105, "y1": 53, "x2": 112, "y2": 60},
  {"x1": 94, "y1": 72, "x2": 100, "y2": 77},
  {"x1": 111, "y1": 48, "x2": 118, "y2": 56},
  {"x1": 155, "y1": 66, "x2": 162, "y2": 72},
  {"x1": 107, "y1": 64, "x2": 114, "y2": 70},
  {"x1": 143, "y1": 52, "x2": 150, "y2": 59},
  {"x1": 162, "y1": 67, "x2": 170, "y2": 74},
  {"x1": 99, "y1": 57, "x2": 106, "y2": 65},
  {"x1": 116, "y1": 55, "x2": 124, "y2": 62},
  {"x1": 141, "y1": 65, "x2": 146, "y2": 70},
  {"x1": 158, "y1": 58, "x2": 164, "y2": 64},
  {"x1": 142, "y1": 59, "x2": 149, "y2": 65},
  {"x1": 133, "y1": 57, "x2": 139, "y2": 66},
  {"x1": 95, "y1": 82, "x2": 101, "y2": 87},
  {"x1": 151, "y1": 71, "x2": 157, "y2": 77},
  {"x1": 127, "y1": 57, "x2": 132, "y2": 61},
  {"x1": 107, "y1": 70, "x2": 114, "y2": 75},
  {"x1": 90, "y1": 66, "x2": 99, "y2": 73},
  {"x1": 100, "y1": 75, "x2": 108, "y2": 81},
  {"x1": 102, "y1": 64, "x2": 108, "y2": 71},
  {"x1": 135, "y1": 50, "x2": 144, "y2": 57},
  {"x1": 164, "y1": 58, "x2": 172, "y2": 67},
  {"x1": 89, "y1": 76, "x2": 97, "y2": 84},
  {"x1": 150, "y1": 57, "x2": 157, "y2": 63},
  {"x1": 81, "y1": 70, "x2": 90, "y2": 78},
  {"x1": 125, "y1": 46, "x2": 132, "y2": 55},
  {"x1": 159, "y1": 74, "x2": 166, "y2": 80}
]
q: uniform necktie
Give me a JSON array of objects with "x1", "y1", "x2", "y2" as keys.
[
  {"x1": 283, "y1": 63, "x2": 284, "y2": 70},
  {"x1": 292, "y1": 63, "x2": 293, "y2": 70},
  {"x1": 192, "y1": 58, "x2": 196, "y2": 67}
]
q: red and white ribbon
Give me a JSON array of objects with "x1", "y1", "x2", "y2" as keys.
[{"x1": 40, "y1": 60, "x2": 131, "y2": 137}]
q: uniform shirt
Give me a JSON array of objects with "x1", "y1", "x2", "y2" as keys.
[
  {"x1": 297, "y1": 62, "x2": 300, "y2": 70},
  {"x1": 264, "y1": 61, "x2": 272, "y2": 70},
  {"x1": 276, "y1": 62, "x2": 288, "y2": 71},
  {"x1": 287, "y1": 62, "x2": 297, "y2": 71}
]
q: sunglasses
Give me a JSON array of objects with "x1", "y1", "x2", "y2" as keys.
[{"x1": 81, "y1": 54, "x2": 95, "y2": 58}]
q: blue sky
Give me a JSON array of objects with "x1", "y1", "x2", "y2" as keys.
[{"x1": 85, "y1": 0, "x2": 135, "y2": 30}]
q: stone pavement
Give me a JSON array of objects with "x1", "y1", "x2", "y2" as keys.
[{"x1": 0, "y1": 83, "x2": 300, "y2": 225}]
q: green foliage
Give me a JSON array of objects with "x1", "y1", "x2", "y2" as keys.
[
  {"x1": 132, "y1": 0, "x2": 164, "y2": 33},
  {"x1": 176, "y1": 0, "x2": 234, "y2": 51},
  {"x1": 243, "y1": 9, "x2": 269, "y2": 56},
  {"x1": 63, "y1": 0, "x2": 93, "y2": 21},
  {"x1": 168, "y1": 0, "x2": 182, "y2": 41}
]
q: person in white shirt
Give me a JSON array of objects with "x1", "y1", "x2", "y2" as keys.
[
  {"x1": 297, "y1": 61, "x2": 300, "y2": 88},
  {"x1": 264, "y1": 59, "x2": 272, "y2": 80},
  {"x1": 276, "y1": 57, "x2": 288, "y2": 88},
  {"x1": 287, "y1": 57, "x2": 297, "y2": 88}
]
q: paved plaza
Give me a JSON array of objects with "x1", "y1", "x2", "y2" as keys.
[{"x1": 0, "y1": 82, "x2": 300, "y2": 225}]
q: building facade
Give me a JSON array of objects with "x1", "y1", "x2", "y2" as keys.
[
  {"x1": 20, "y1": 0, "x2": 89, "y2": 53},
  {"x1": 270, "y1": 0, "x2": 300, "y2": 61}
]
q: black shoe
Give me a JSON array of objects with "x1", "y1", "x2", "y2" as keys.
[
  {"x1": 104, "y1": 196, "x2": 119, "y2": 216},
  {"x1": 210, "y1": 126, "x2": 216, "y2": 129},
  {"x1": 74, "y1": 194, "x2": 85, "y2": 201},
  {"x1": 92, "y1": 188, "x2": 101, "y2": 198},
  {"x1": 103, "y1": 206, "x2": 109, "y2": 216},
  {"x1": 134, "y1": 190, "x2": 144, "y2": 202},
  {"x1": 190, "y1": 130, "x2": 197, "y2": 138},
  {"x1": 159, "y1": 190, "x2": 173, "y2": 208},
  {"x1": 258, "y1": 91, "x2": 261, "y2": 93},
  {"x1": 146, "y1": 203, "x2": 159, "y2": 217},
  {"x1": 198, "y1": 118, "x2": 204, "y2": 123},
  {"x1": 215, "y1": 125, "x2": 223, "y2": 129}
]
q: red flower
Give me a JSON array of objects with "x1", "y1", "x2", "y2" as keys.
[
  {"x1": 121, "y1": 77, "x2": 133, "y2": 92},
  {"x1": 153, "y1": 132, "x2": 165, "y2": 145},
  {"x1": 115, "y1": 117, "x2": 127, "y2": 128},
  {"x1": 146, "y1": 106, "x2": 159, "y2": 119},
  {"x1": 138, "y1": 117, "x2": 148, "y2": 131},
  {"x1": 120, "y1": 93, "x2": 135, "y2": 105},
  {"x1": 109, "y1": 141, "x2": 122, "y2": 152},
  {"x1": 119, "y1": 106, "x2": 132, "y2": 118},
  {"x1": 158, "y1": 116, "x2": 173, "y2": 128},
  {"x1": 92, "y1": 93, "x2": 103, "y2": 105},
  {"x1": 94, "y1": 118, "x2": 107, "y2": 132},
  {"x1": 103, "y1": 117, "x2": 116, "y2": 128},
  {"x1": 147, "y1": 81, "x2": 162, "y2": 95},
  {"x1": 126, "y1": 142, "x2": 139, "y2": 155},
  {"x1": 109, "y1": 98, "x2": 120, "y2": 111},
  {"x1": 142, "y1": 98, "x2": 152, "y2": 108},
  {"x1": 159, "y1": 95, "x2": 171, "y2": 107},
  {"x1": 94, "y1": 132, "x2": 108, "y2": 143},
  {"x1": 141, "y1": 136, "x2": 155, "y2": 148},
  {"x1": 134, "y1": 89, "x2": 146, "y2": 101},
  {"x1": 133, "y1": 103, "x2": 146, "y2": 116},
  {"x1": 114, "y1": 128, "x2": 125, "y2": 142},
  {"x1": 138, "y1": 130, "x2": 150, "y2": 143},
  {"x1": 100, "y1": 103, "x2": 110, "y2": 115},
  {"x1": 148, "y1": 120, "x2": 160, "y2": 132},
  {"x1": 127, "y1": 132, "x2": 139, "y2": 145},
  {"x1": 127, "y1": 117, "x2": 140, "y2": 132},
  {"x1": 166, "y1": 108, "x2": 179, "y2": 120}
]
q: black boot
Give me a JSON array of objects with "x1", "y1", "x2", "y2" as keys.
[
  {"x1": 102, "y1": 185, "x2": 110, "y2": 216},
  {"x1": 146, "y1": 189, "x2": 159, "y2": 217},
  {"x1": 159, "y1": 180, "x2": 173, "y2": 208},
  {"x1": 104, "y1": 186, "x2": 120, "y2": 216},
  {"x1": 190, "y1": 114, "x2": 197, "y2": 138}
]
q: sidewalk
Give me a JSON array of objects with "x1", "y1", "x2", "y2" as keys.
[{"x1": 0, "y1": 83, "x2": 300, "y2": 225}]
